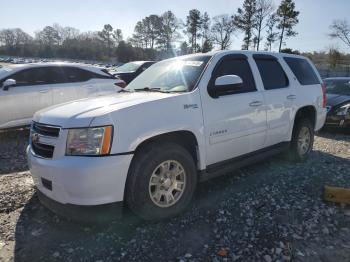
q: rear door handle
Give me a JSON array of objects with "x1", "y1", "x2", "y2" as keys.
[
  {"x1": 287, "y1": 94, "x2": 296, "y2": 100},
  {"x1": 249, "y1": 101, "x2": 263, "y2": 107},
  {"x1": 39, "y1": 89, "x2": 49, "y2": 93}
]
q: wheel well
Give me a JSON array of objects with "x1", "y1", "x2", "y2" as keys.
[
  {"x1": 294, "y1": 106, "x2": 316, "y2": 127},
  {"x1": 134, "y1": 131, "x2": 199, "y2": 167}
]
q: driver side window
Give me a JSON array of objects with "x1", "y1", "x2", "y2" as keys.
[
  {"x1": 213, "y1": 58, "x2": 257, "y2": 94},
  {"x1": 7, "y1": 69, "x2": 33, "y2": 86},
  {"x1": 5, "y1": 68, "x2": 51, "y2": 87}
]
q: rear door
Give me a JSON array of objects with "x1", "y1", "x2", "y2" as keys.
[
  {"x1": 0, "y1": 67, "x2": 53, "y2": 127},
  {"x1": 47, "y1": 66, "x2": 76, "y2": 105},
  {"x1": 200, "y1": 54, "x2": 267, "y2": 165},
  {"x1": 87, "y1": 69, "x2": 119, "y2": 96},
  {"x1": 253, "y1": 54, "x2": 295, "y2": 147},
  {"x1": 55, "y1": 67, "x2": 90, "y2": 102}
]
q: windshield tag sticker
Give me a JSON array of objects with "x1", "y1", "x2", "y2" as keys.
[{"x1": 184, "y1": 61, "x2": 203, "y2": 67}]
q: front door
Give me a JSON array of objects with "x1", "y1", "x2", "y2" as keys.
[
  {"x1": 199, "y1": 54, "x2": 267, "y2": 166},
  {"x1": 0, "y1": 67, "x2": 53, "y2": 128}
]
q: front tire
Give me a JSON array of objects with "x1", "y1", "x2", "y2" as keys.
[
  {"x1": 288, "y1": 118, "x2": 314, "y2": 162},
  {"x1": 126, "y1": 143, "x2": 197, "y2": 220}
]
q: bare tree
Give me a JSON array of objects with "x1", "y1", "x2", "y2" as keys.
[
  {"x1": 158, "y1": 11, "x2": 182, "y2": 51},
  {"x1": 265, "y1": 13, "x2": 278, "y2": 51},
  {"x1": 112, "y1": 29, "x2": 123, "y2": 46},
  {"x1": 0, "y1": 29, "x2": 31, "y2": 46},
  {"x1": 52, "y1": 23, "x2": 80, "y2": 45},
  {"x1": 254, "y1": 0, "x2": 274, "y2": 50},
  {"x1": 211, "y1": 15, "x2": 236, "y2": 50},
  {"x1": 35, "y1": 26, "x2": 61, "y2": 47},
  {"x1": 329, "y1": 19, "x2": 350, "y2": 48},
  {"x1": 131, "y1": 21, "x2": 148, "y2": 48},
  {"x1": 328, "y1": 47, "x2": 342, "y2": 68}
]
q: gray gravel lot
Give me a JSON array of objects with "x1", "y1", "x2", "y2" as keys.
[{"x1": 0, "y1": 129, "x2": 349, "y2": 262}]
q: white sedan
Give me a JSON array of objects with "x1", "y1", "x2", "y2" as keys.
[{"x1": 0, "y1": 62, "x2": 126, "y2": 129}]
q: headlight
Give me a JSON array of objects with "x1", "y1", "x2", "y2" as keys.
[
  {"x1": 336, "y1": 103, "x2": 350, "y2": 116},
  {"x1": 66, "y1": 126, "x2": 113, "y2": 156}
]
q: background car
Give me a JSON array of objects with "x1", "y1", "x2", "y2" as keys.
[
  {"x1": 0, "y1": 62, "x2": 126, "y2": 129},
  {"x1": 323, "y1": 77, "x2": 350, "y2": 130},
  {"x1": 111, "y1": 61, "x2": 156, "y2": 84}
]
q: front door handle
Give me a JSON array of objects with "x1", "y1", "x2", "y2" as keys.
[
  {"x1": 287, "y1": 94, "x2": 296, "y2": 100},
  {"x1": 249, "y1": 101, "x2": 263, "y2": 107},
  {"x1": 39, "y1": 89, "x2": 49, "y2": 93}
]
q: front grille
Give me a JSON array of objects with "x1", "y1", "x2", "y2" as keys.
[
  {"x1": 31, "y1": 122, "x2": 61, "y2": 159},
  {"x1": 33, "y1": 122, "x2": 60, "y2": 137},
  {"x1": 32, "y1": 142, "x2": 55, "y2": 158}
]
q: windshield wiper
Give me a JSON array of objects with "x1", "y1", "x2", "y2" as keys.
[
  {"x1": 134, "y1": 87, "x2": 167, "y2": 93},
  {"x1": 118, "y1": 89, "x2": 132, "y2": 93},
  {"x1": 134, "y1": 87, "x2": 185, "y2": 93}
]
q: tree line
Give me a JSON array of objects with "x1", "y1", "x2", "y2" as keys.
[{"x1": 0, "y1": 0, "x2": 302, "y2": 62}]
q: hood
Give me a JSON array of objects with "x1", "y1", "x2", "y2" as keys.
[
  {"x1": 326, "y1": 94, "x2": 350, "y2": 107},
  {"x1": 34, "y1": 92, "x2": 175, "y2": 128}
]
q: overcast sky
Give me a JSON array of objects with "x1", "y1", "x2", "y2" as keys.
[{"x1": 1, "y1": 0, "x2": 349, "y2": 52}]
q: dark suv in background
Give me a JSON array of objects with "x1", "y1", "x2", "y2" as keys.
[
  {"x1": 111, "y1": 61, "x2": 156, "y2": 84},
  {"x1": 324, "y1": 77, "x2": 350, "y2": 131}
]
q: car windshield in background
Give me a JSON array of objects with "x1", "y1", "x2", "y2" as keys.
[
  {"x1": 116, "y1": 62, "x2": 142, "y2": 73},
  {"x1": 324, "y1": 79, "x2": 350, "y2": 95},
  {"x1": 125, "y1": 55, "x2": 211, "y2": 93}
]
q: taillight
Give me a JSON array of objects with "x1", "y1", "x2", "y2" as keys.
[
  {"x1": 115, "y1": 81, "x2": 126, "y2": 88},
  {"x1": 321, "y1": 82, "x2": 327, "y2": 108}
]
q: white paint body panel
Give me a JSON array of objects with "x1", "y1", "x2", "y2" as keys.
[
  {"x1": 0, "y1": 62, "x2": 122, "y2": 129},
  {"x1": 28, "y1": 51, "x2": 327, "y2": 205}
]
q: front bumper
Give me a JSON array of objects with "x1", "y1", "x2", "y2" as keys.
[
  {"x1": 27, "y1": 146, "x2": 133, "y2": 206},
  {"x1": 37, "y1": 190, "x2": 125, "y2": 222},
  {"x1": 324, "y1": 114, "x2": 350, "y2": 129}
]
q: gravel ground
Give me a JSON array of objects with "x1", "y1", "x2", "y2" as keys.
[{"x1": 0, "y1": 129, "x2": 349, "y2": 262}]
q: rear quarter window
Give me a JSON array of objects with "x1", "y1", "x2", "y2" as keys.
[{"x1": 283, "y1": 57, "x2": 320, "y2": 85}]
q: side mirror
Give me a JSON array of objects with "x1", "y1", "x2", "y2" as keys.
[
  {"x1": 209, "y1": 75, "x2": 243, "y2": 98},
  {"x1": 3, "y1": 79, "x2": 16, "y2": 91}
]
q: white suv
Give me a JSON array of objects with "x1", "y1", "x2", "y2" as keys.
[
  {"x1": 0, "y1": 62, "x2": 125, "y2": 129},
  {"x1": 27, "y1": 51, "x2": 327, "y2": 220}
]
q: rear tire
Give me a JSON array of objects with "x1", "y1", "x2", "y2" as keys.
[
  {"x1": 288, "y1": 118, "x2": 314, "y2": 162},
  {"x1": 126, "y1": 143, "x2": 197, "y2": 220}
]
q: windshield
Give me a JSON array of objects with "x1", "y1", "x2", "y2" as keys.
[
  {"x1": 116, "y1": 62, "x2": 142, "y2": 73},
  {"x1": 125, "y1": 55, "x2": 211, "y2": 93},
  {"x1": 324, "y1": 79, "x2": 350, "y2": 95}
]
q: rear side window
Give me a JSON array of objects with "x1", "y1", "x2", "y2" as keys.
[
  {"x1": 213, "y1": 57, "x2": 257, "y2": 93},
  {"x1": 31, "y1": 68, "x2": 50, "y2": 84},
  {"x1": 284, "y1": 57, "x2": 320, "y2": 85},
  {"x1": 62, "y1": 67, "x2": 90, "y2": 82},
  {"x1": 47, "y1": 67, "x2": 67, "y2": 84},
  {"x1": 254, "y1": 57, "x2": 289, "y2": 90}
]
